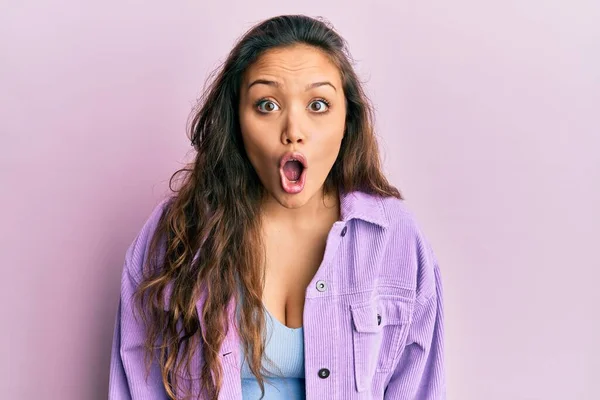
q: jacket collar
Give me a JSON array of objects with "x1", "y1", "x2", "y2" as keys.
[{"x1": 339, "y1": 190, "x2": 389, "y2": 229}]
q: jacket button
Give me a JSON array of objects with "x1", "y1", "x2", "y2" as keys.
[
  {"x1": 316, "y1": 280, "x2": 327, "y2": 292},
  {"x1": 377, "y1": 314, "x2": 382, "y2": 325},
  {"x1": 340, "y1": 226, "x2": 347, "y2": 237},
  {"x1": 318, "y1": 368, "x2": 330, "y2": 379}
]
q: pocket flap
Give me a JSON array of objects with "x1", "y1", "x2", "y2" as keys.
[
  {"x1": 350, "y1": 303, "x2": 381, "y2": 333},
  {"x1": 378, "y1": 296, "x2": 411, "y2": 325}
]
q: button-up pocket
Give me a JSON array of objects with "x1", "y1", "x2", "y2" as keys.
[{"x1": 350, "y1": 297, "x2": 411, "y2": 393}]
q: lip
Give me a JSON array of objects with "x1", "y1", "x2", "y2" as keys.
[
  {"x1": 278, "y1": 151, "x2": 308, "y2": 194},
  {"x1": 279, "y1": 151, "x2": 308, "y2": 170}
]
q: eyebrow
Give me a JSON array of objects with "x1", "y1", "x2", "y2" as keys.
[
  {"x1": 306, "y1": 81, "x2": 337, "y2": 92},
  {"x1": 247, "y1": 79, "x2": 279, "y2": 90},
  {"x1": 246, "y1": 79, "x2": 337, "y2": 92}
]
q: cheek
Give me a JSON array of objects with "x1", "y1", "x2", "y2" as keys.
[
  {"x1": 242, "y1": 135, "x2": 266, "y2": 168},
  {"x1": 240, "y1": 114, "x2": 261, "y2": 151},
  {"x1": 314, "y1": 122, "x2": 344, "y2": 162},
  {"x1": 240, "y1": 126, "x2": 276, "y2": 170}
]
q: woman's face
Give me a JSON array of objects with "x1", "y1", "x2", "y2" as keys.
[{"x1": 239, "y1": 44, "x2": 346, "y2": 210}]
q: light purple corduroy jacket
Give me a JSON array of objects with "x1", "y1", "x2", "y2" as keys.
[{"x1": 109, "y1": 190, "x2": 445, "y2": 399}]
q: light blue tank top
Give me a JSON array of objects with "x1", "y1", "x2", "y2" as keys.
[{"x1": 240, "y1": 308, "x2": 306, "y2": 400}]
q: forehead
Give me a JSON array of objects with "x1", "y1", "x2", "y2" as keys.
[{"x1": 243, "y1": 44, "x2": 342, "y2": 86}]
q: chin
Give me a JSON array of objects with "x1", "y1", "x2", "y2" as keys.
[
  {"x1": 271, "y1": 191, "x2": 312, "y2": 209},
  {"x1": 265, "y1": 181, "x2": 321, "y2": 210}
]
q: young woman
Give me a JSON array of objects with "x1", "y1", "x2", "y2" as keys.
[{"x1": 109, "y1": 14, "x2": 445, "y2": 400}]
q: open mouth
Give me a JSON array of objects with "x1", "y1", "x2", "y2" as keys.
[
  {"x1": 282, "y1": 159, "x2": 304, "y2": 182},
  {"x1": 279, "y1": 152, "x2": 307, "y2": 194}
]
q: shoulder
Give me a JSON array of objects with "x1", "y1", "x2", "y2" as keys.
[
  {"x1": 379, "y1": 195, "x2": 419, "y2": 228},
  {"x1": 378, "y1": 195, "x2": 427, "y2": 247},
  {"x1": 378, "y1": 195, "x2": 441, "y2": 302},
  {"x1": 123, "y1": 197, "x2": 173, "y2": 282}
]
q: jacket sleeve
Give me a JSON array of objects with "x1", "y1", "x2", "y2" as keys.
[
  {"x1": 108, "y1": 203, "x2": 170, "y2": 399},
  {"x1": 384, "y1": 253, "x2": 446, "y2": 399}
]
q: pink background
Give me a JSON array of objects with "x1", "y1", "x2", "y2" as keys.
[{"x1": 2, "y1": 1, "x2": 598, "y2": 399}]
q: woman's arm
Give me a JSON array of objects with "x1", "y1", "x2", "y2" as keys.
[
  {"x1": 108, "y1": 250, "x2": 169, "y2": 399},
  {"x1": 384, "y1": 258, "x2": 445, "y2": 399},
  {"x1": 108, "y1": 202, "x2": 170, "y2": 399}
]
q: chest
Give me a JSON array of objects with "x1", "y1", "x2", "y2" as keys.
[
  {"x1": 196, "y1": 219, "x2": 418, "y2": 400},
  {"x1": 260, "y1": 222, "x2": 331, "y2": 328}
]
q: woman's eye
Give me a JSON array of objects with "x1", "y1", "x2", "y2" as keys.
[
  {"x1": 308, "y1": 99, "x2": 329, "y2": 113},
  {"x1": 256, "y1": 100, "x2": 280, "y2": 113}
]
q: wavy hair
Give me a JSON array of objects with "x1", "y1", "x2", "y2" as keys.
[{"x1": 134, "y1": 14, "x2": 401, "y2": 399}]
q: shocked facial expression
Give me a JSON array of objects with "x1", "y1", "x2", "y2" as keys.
[{"x1": 238, "y1": 44, "x2": 347, "y2": 209}]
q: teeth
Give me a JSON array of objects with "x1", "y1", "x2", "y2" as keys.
[{"x1": 283, "y1": 156, "x2": 305, "y2": 168}]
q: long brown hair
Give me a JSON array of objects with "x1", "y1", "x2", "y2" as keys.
[{"x1": 134, "y1": 14, "x2": 401, "y2": 399}]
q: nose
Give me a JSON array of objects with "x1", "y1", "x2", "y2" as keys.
[{"x1": 281, "y1": 110, "x2": 306, "y2": 145}]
